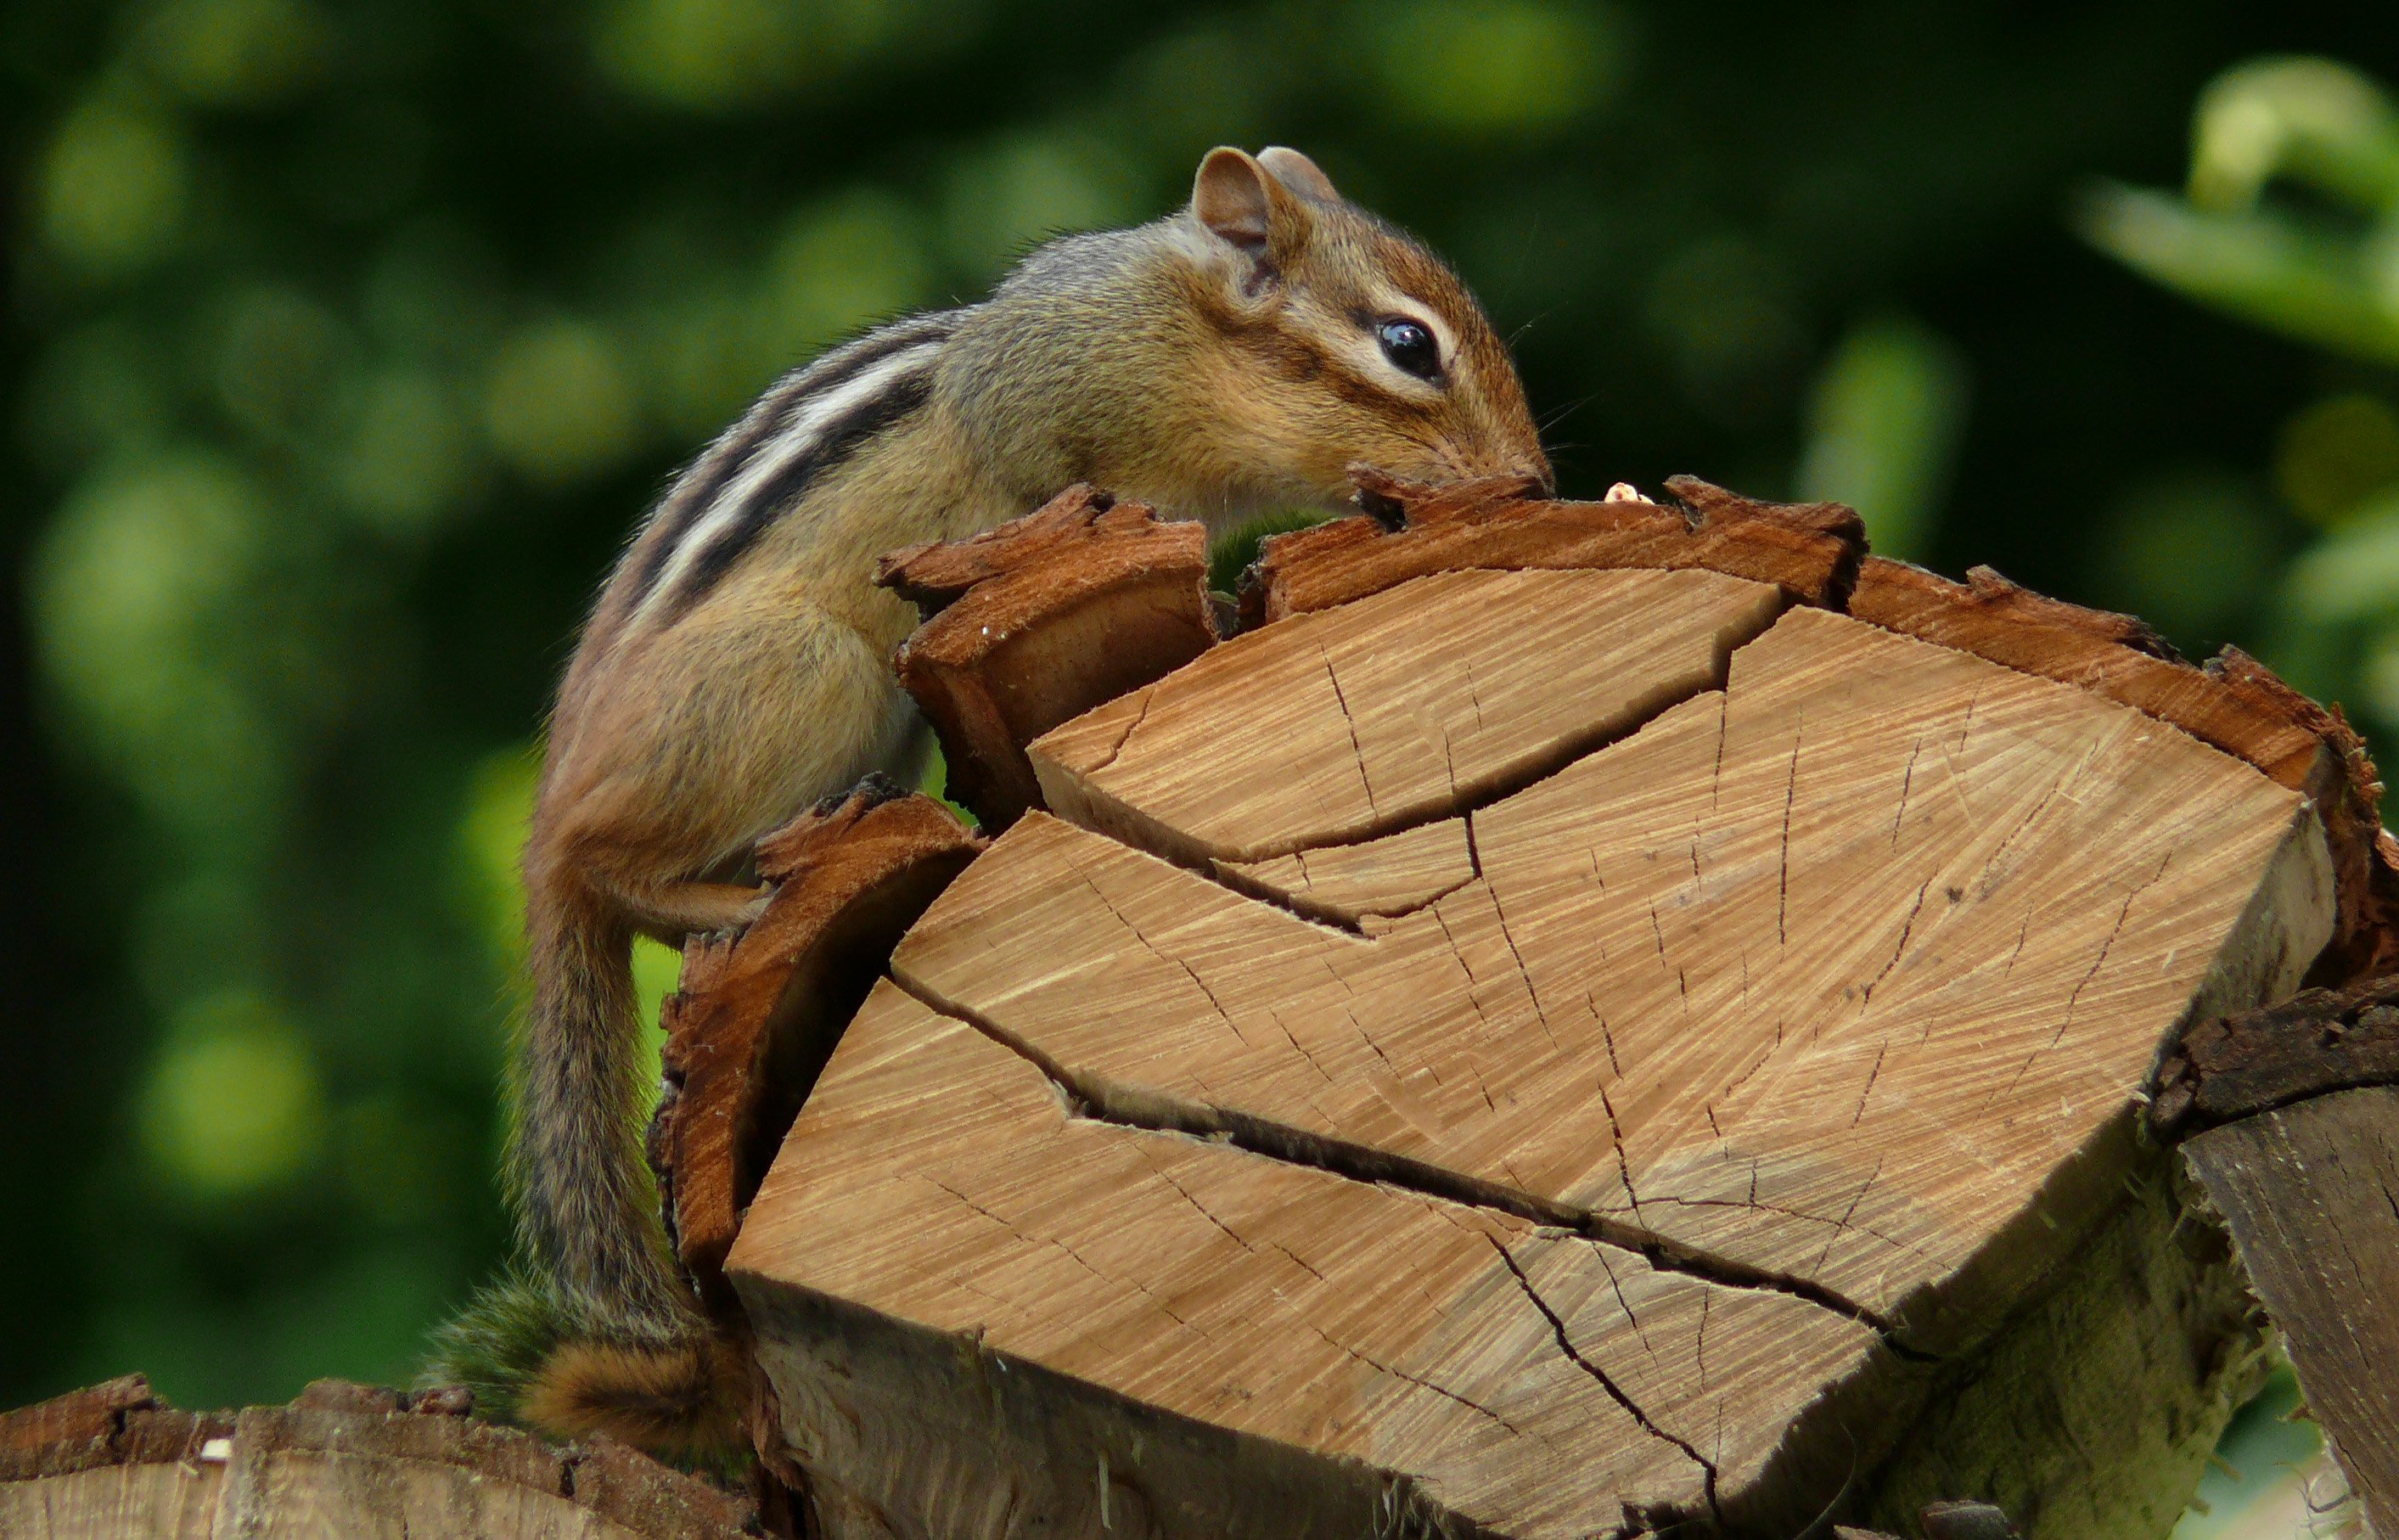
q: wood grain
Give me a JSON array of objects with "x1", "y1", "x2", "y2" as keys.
[
  {"x1": 1850, "y1": 557, "x2": 2399, "y2": 978},
  {"x1": 0, "y1": 1380, "x2": 756, "y2": 1539},
  {"x1": 1033, "y1": 565, "x2": 1785, "y2": 864},
  {"x1": 722, "y1": 486, "x2": 2372, "y2": 1538},
  {"x1": 733, "y1": 981, "x2": 1886, "y2": 1540},
  {"x1": 907, "y1": 598, "x2": 2332, "y2": 1335},
  {"x1": 1216, "y1": 818, "x2": 1478, "y2": 928}
]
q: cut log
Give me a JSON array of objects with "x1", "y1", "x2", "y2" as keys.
[
  {"x1": 676, "y1": 475, "x2": 2391, "y2": 1537},
  {"x1": 740, "y1": 981, "x2": 1890, "y2": 1538},
  {"x1": 0, "y1": 1377, "x2": 762, "y2": 1538},
  {"x1": 711, "y1": 478, "x2": 2368, "y2": 1538},
  {"x1": 2157, "y1": 977, "x2": 2399, "y2": 1537}
]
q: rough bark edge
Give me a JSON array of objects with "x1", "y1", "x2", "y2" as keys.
[
  {"x1": 879, "y1": 483, "x2": 1218, "y2": 830},
  {"x1": 0, "y1": 1376, "x2": 764, "y2": 1536},
  {"x1": 1849, "y1": 558, "x2": 2399, "y2": 981},
  {"x1": 738, "y1": 1282, "x2": 1502, "y2": 1540},
  {"x1": 1237, "y1": 468, "x2": 1867, "y2": 628},
  {"x1": 648, "y1": 777, "x2": 985, "y2": 1319},
  {"x1": 2149, "y1": 971, "x2": 2399, "y2": 1140}
]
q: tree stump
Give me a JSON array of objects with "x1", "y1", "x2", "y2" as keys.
[
  {"x1": 0, "y1": 1375, "x2": 767, "y2": 1538},
  {"x1": 662, "y1": 476, "x2": 2399, "y2": 1538}
]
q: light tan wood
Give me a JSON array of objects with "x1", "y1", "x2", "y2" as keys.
[
  {"x1": 905, "y1": 600, "x2": 2333, "y2": 1334},
  {"x1": 1031, "y1": 566, "x2": 1786, "y2": 864},
  {"x1": 1216, "y1": 818, "x2": 1477, "y2": 927},
  {"x1": 0, "y1": 1465, "x2": 222, "y2": 1539},
  {"x1": 733, "y1": 981, "x2": 1886, "y2": 1540}
]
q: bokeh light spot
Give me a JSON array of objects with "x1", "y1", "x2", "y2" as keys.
[
  {"x1": 1795, "y1": 314, "x2": 1969, "y2": 565},
  {"x1": 335, "y1": 368, "x2": 476, "y2": 537},
  {"x1": 482, "y1": 318, "x2": 642, "y2": 486},
  {"x1": 941, "y1": 132, "x2": 1140, "y2": 281},
  {"x1": 762, "y1": 190, "x2": 935, "y2": 360},
  {"x1": 1362, "y1": 0, "x2": 1624, "y2": 137},
  {"x1": 2281, "y1": 486, "x2": 2399, "y2": 625},
  {"x1": 37, "y1": 97, "x2": 192, "y2": 278},
  {"x1": 138, "y1": 0, "x2": 331, "y2": 107},
  {"x1": 593, "y1": 0, "x2": 985, "y2": 110},
  {"x1": 2275, "y1": 392, "x2": 2399, "y2": 524},
  {"x1": 456, "y1": 746, "x2": 540, "y2": 971},
  {"x1": 205, "y1": 283, "x2": 351, "y2": 441},
  {"x1": 139, "y1": 992, "x2": 327, "y2": 1198}
]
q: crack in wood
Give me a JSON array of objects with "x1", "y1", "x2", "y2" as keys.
[
  {"x1": 882, "y1": 972, "x2": 1922, "y2": 1352},
  {"x1": 1488, "y1": 1237, "x2": 1723, "y2": 1531}
]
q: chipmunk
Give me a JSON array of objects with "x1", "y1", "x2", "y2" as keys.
[{"x1": 430, "y1": 145, "x2": 1549, "y2": 1462}]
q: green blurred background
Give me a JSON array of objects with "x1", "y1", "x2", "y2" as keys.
[{"x1": 1, "y1": 0, "x2": 2391, "y2": 1514}]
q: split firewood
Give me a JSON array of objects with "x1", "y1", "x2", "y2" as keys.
[
  {"x1": 672, "y1": 475, "x2": 2384, "y2": 1538},
  {"x1": 649, "y1": 778, "x2": 983, "y2": 1317}
]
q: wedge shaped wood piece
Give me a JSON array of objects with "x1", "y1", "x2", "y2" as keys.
[{"x1": 879, "y1": 485, "x2": 1218, "y2": 830}]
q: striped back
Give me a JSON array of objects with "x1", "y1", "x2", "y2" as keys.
[{"x1": 622, "y1": 311, "x2": 961, "y2": 626}]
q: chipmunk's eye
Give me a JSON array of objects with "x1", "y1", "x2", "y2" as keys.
[{"x1": 1376, "y1": 317, "x2": 1441, "y2": 382}]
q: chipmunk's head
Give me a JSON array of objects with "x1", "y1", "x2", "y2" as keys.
[{"x1": 1169, "y1": 145, "x2": 1550, "y2": 509}]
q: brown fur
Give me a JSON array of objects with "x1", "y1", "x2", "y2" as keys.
[
  {"x1": 520, "y1": 1336, "x2": 752, "y2": 1462},
  {"x1": 501, "y1": 146, "x2": 1548, "y2": 1459}
]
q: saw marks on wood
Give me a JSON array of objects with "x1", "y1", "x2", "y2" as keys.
[
  {"x1": 1030, "y1": 566, "x2": 1785, "y2": 864},
  {"x1": 890, "y1": 599, "x2": 2333, "y2": 1339},
  {"x1": 732, "y1": 980, "x2": 1881, "y2": 1540}
]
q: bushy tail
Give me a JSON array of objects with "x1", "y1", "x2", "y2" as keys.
[
  {"x1": 426, "y1": 1267, "x2": 748, "y2": 1467},
  {"x1": 511, "y1": 889, "x2": 690, "y2": 1331},
  {"x1": 430, "y1": 887, "x2": 744, "y2": 1464}
]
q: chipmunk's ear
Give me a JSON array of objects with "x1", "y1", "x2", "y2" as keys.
[
  {"x1": 1193, "y1": 147, "x2": 1314, "y2": 268},
  {"x1": 1258, "y1": 147, "x2": 1341, "y2": 204}
]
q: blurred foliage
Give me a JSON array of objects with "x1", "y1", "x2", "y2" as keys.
[
  {"x1": 3, "y1": 0, "x2": 2396, "y2": 1464},
  {"x1": 2082, "y1": 53, "x2": 2399, "y2": 739}
]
